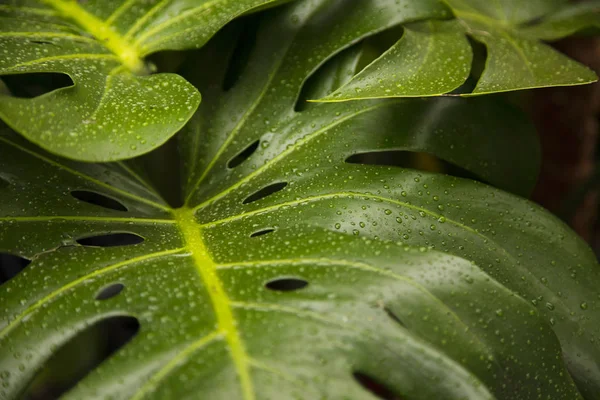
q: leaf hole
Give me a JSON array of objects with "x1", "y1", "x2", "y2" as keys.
[
  {"x1": 71, "y1": 190, "x2": 128, "y2": 212},
  {"x1": 1, "y1": 73, "x2": 73, "y2": 99},
  {"x1": 346, "y1": 151, "x2": 481, "y2": 181},
  {"x1": 29, "y1": 40, "x2": 55, "y2": 45},
  {"x1": 250, "y1": 228, "x2": 275, "y2": 238},
  {"x1": 76, "y1": 233, "x2": 144, "y2": 248},
  {"x1": 265, "y1": 277, "x2": 308, "y2": 292},
  {"x1": 228, "y1": 139, "x2": 260, "y2": 169},
  {"x1": 383, "y1": 307, "x2": 406, "y2": 328},
  {"x1": 353, "y1": 372, "x2": 404, "y2": 400},
  {"x1": 243, "y1": 182, "x2": 288, "y2": 204},
  {"x1": 0, "y1": 253, "x2": 31, "y2": 286},
  {"x1": 0, "y1": 176, "x2": 9, "y2": 189},
  {"x1": 22, "y1": 316, "x2": 139, "y2": 400},
  {"x1": 95, "y1": 283, "x2": 125, "y2": 300}
]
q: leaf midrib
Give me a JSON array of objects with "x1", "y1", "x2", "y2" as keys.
[
  {"x1": 174, "y1": 207, "x2": 255, "y2": 400},
  {"x1": 39, "y1": 0, "x2": 145, "y2": 73}
]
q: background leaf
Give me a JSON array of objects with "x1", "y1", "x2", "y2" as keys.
[
  {"x1": 521, "y1": 1, "x2": 600, "y2": 40},
  {"x1": 0, "y1": 0, "x2": 290, "y2": 161},
  {"x1": 319, "y1": 20, "x2": 473, "y2": 101},
  {"x1": 317, "y1": 0, "x2": 599, "y2": 101}
]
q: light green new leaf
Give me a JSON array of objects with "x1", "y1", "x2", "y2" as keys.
[
  {"x1": 319, "y1": 0, "x2": 598, "y2": 101},
  {"x1": 1, "y1": 1, "x2": 599, "y2": 399},
  {"x1": 0, "y1": 0, "x2": 290, "y2": 162}
]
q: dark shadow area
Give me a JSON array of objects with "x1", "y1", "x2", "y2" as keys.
[
  {"x1": 71, "y1": 191, "x2": 128, "y2": 212},
  {"x1": 1, "y1": 73, "x2": 73, "y2": 99},
  {"x1": 22, "y1": 316, "x2": 139, "y2": 400},
  {"x1": 222, "y1": 17, "x2": 260, "y2": 91},
  {"x1": 0, "y1": 253, "x2": 31, "y2": 286}
]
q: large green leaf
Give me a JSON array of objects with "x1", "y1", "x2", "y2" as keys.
[
  {"x1": 1, "y1": 1, "x2": 599, "y2": 400},
  {"x1": 318, "y1": 0, "x2": 599, "y2": 101},
  {"x1": 521, "y1": 1, "x2": 600, "y2": 40},
  {"x1": 0, "y1": 0, "x2": 290, "y2": 161}
]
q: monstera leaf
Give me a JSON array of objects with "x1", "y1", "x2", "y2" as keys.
[
  {"x1": 318, "y1": 0, "x2": 599, "y2": 101},
  {"x1": 1, "y1": 1, "x2": 600, "y2": 400},
  {"x1": 522, "y1": 1, "x2": 600, "y2": 40},
  {"x1": 0, "y1": 0, "x2": 289, "y2": 161}
]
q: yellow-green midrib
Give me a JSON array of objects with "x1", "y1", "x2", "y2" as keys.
[
  {"x1": 40, "y1": 0, "x2": 145, "y2": 73},
  {"x1": 174, "y1": 207, "x2": 255, "y2": 400}
]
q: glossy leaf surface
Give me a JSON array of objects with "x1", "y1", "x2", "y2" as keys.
[
  {"x1": 320, "y1": 0, "x2": 599, "y2": 101},
  {"x1": 0, "y1": 0, "x2": 289, "y2": 161},
  {"x1": 1, "y1": 1, "x2": 599, "y2": 399}
]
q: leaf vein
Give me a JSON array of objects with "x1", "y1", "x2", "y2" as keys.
[
  {"x1": 129, "y1": 330, "x2": 224, "y2": 400},
  {"x1": 191, "y1": 103, "x2": 390, "y2": 210},
  {"x1": 0, "y1": 137, "x2": 171, "y2": 212},
  {"x1": 0, "y1": 248, "x2": 185, "y2": 339}
]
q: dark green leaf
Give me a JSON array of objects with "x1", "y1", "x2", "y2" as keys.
[
  {"x1": 521, "y1": 1, "x2": 600, "y2": 40},
  {"x1": 318, "y1": 0, "x2": 598, "y2": 100},
  {"x1": 320, "y1": 21, "x2": 473, "y2": 101},
  {"x1": 0, "y1": 1, "x2": 598, "y2": 399}
]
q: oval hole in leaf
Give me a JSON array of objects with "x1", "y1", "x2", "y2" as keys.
[
  {"x1": 96, "y1": 283, "x2": 125, "y2": 300},
  {"x1": 243, "y1": 182, "x2": 288, "y2": 204},
  {"x1": 228, "y1": 139, "x2": 260, "y2": 169},
  {"x1": 30, "y1": 40, "x2": 55, "y2": 45},
  {"x1": 353, "y1": 372, "x2": 404, "y2": 400},
  {"x1": 1, "y1": 72, "x2": 73, "y2": 99},
  {"x1": 384, "y1": 307, "x2": 406, "y2": 328},
  {"x1": 250, "y1": 228, "x2": 275, "y2": 238},
  {"x1": 266, "y1": 277, "x2": 308, "y2": 292},
  {"x1": 346, "y1": 151, "x2": 481, "y2": 182},
  {"x1": 71, "y1": 190, "x2": 128, "y2": 212},
  {"x1": 76, "y1": 233, "x2": 144, "y2": 248},
  {"x1": 0, "y1": 253, "x2": 31, "y2": 286},
  {"x1": 21, "y1": 316, "x2": 139, "y2": 400}
]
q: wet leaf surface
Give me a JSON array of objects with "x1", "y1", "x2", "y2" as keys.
[{"x1": 0, "y1": 1, "x2": 599, "y2": 399}]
